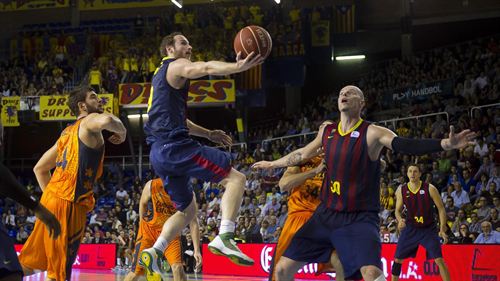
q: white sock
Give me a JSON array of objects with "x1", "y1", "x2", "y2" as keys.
[
  {"x1": 219, "y1": 220, "x2": 235, "y2": 234},
  {"x1": 153, "y1": 237, "x2": 169, "y2": 252}
]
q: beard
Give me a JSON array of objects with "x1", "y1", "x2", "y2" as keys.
[{"x1": 86, "y1": 103, "x2": 104, "y2": 114}]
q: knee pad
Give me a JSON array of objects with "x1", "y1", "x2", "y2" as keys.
[{"x1": 391, "y1": 262, "x2": 402, "y2": 276}]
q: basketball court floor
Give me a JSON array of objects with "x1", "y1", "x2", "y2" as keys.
[{"x1": 21, "y1": 269, "x2": 305, "y2": 281}]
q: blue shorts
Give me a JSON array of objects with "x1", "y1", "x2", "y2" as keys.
[
  {"x1": 395, "y1": 224, "x2": 442, "y2": 260},
  {"x1": 283, "y1": 203, "x2": 381, "y2": 280},
  {"x1": 150, "y1": 138, "x2": 231, "y2": 211},
  {"x1": 0, "y1": 222, "x2": 23, "y2": 277}
]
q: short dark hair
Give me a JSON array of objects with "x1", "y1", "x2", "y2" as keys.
[
  {"x1": 159, "y1": 32, "x2": 183, "y2": 57},
  {"x1": 407, "y1": 164, "x2": 420, "y2": 172},
  {"x1": 68, "y1": 86, "x2": 94, "y2": 116}
]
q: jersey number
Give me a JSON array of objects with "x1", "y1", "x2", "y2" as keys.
[
  {"x1": 414, "y1": 216, "x2": 424, "y2": 224},
  {"x1": 330, "y1": 180, "x2": 341, "y2": 195}
]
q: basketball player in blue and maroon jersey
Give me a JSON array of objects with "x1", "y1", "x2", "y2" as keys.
[
  {"x1": 253, "y1": 85, "x2": 476, "y2": 281},
  {"x1": 392, "y1": 165, "x2": 450, "y2": 281},
  {"x1": 140, "y1": 32, "x2": 264, "y2": 277}
]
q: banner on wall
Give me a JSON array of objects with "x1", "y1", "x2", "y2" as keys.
[
  {"x1": 382, "y1": 79, "x2": 454, "y2": 108},
  {"x1": 311, "y1": 20, "x2": 330, "y2": 47},
  {"x1": 203, "y1": 243, "x2": 500, "y2": 280},
  {"x1": 0, "y1": 0, "x2": 68, "y2": 12},
  {"x1": 15, "y1": 244, "x2": 116, "y2": 269},
  {"x1": 39, "y1": 94, "x2": 116, "y2": 121},
  {"x1": 119, "y1": 80, "x2": 236, "y2": 108},
  {"x1": 1, "y1": 96, "x2": 20, "y2": 127}
]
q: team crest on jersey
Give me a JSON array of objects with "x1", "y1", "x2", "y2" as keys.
[
  {"x1": 419, "y1": 190, "x2": 425, "y2": 195},
  {"x1": 327, "y1": 129, "x2": 336, "y2": 139},
  {"x1": 350, "y1": 131, "x2": 360, "y2": 138}
]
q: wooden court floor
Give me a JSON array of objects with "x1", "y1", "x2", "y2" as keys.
[{"x1": 21, "y1": 269, "x2": 308, "y2": 281}]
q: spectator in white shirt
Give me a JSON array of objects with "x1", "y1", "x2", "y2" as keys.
[
  {"x1": 473, "y1": 138, "x2": 489, "y2": 158},
  {"x1": 116, "y1": 186, "x2": 128, "y2": 202},
  {"x1": 451, "y1": 181, "x2": 470, "y2": 208}
]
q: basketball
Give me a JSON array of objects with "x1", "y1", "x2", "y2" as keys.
[{"x1": 233, "y1": 25, "x2": 272, "y2": 60}]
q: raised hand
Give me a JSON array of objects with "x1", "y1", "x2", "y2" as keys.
[
  {"x1": 442, "y1": 125, "x2": 477, "y2": 150},
  {"x1": 34, "y1": 204, "x2": 61, "y2": 239},
  {"x1": 252, "y1": 161, "x2": 275, "y2": 170},
  {"x1": 208, "y1": 130, "x2": 232, "y2": 146},
  {"x1": 235, "y1": 51, "x2": 264, "y2": 72}
]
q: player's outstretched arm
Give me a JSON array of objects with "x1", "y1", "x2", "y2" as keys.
[
  {"x1": 186, "y1": 119, "x2": 232, "y2": 146},
  {"x1": 33, "y1": 143, "x2": 58, "y2": 191},
  {"x1": 278, "y1": 161, "x2": 325, "y2": 192},
  {"x1": 373, "y1": 125, "x2": 476, "y2": 155},
  {"x1": 169, "y1": 52, "x2": 263, "y2": 79},
  {"x1": 429, "y1": 184, "x2": 449, "y2": 244},
  {"x1": 394, "y1": 187, "x2": 405, "y2": 231},
  {"x1": 253, "y1": 121, "x2": 332, "y2": 170},
  {"x1": 139, "y1": 180, "x2": 153, "y2": 219},
  {"x1": 83, "y1": 113, "x2": 127, "y2": 145}
]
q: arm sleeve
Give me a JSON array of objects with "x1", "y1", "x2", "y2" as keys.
[
  {"x1": 0, "y1": 162, "x2": 39, "y2": 210},
  {"x1": 391, "y1": 137, "x2": 444, "y2": 156}
]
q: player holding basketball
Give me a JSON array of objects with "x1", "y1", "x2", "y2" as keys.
[
  {"x1": 253, "y1": 85, "x2": 475, "y2": 281},
  {"x1": 125, "y1": 178, "x2": 201, "y2": 281},
  {"x1": 140, "y1": 32, "x2": 263, "y2": 275},
  {"x1": 0, "y1": 118, "x2": 61, "y2": 281},
  {"x1": 270, "y1": 153, "x2": 344, "y2": 281},
  {"x1": 19, "y1": 87, "x2": 127, "y2": 281},
  {"x1": 391, "y1": 164, "x2": 450, "y2": 281}
]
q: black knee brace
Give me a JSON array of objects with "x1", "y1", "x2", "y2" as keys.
[{"x1": 392, "y1": 262, "x2": 402, "y2": 276}]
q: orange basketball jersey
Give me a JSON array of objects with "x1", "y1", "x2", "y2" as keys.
[
  {"x1": 287, "y1": 156, "x2": 324, "y2": 215},
  {"x1": 143, "y1": 178, "x2": 177, "y2": 229},
  {"x1": 46, "y1": 119, "x2": 104, "y2": 210}
]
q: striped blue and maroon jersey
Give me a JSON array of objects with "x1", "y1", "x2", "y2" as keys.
[
  {"x1": 320, "y1": 120, "x2": 381, "y2": 212},
  {"x1": 402, "y1": 182, "x2": 436, "y2": 227}
]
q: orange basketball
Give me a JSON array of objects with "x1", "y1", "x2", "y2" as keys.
[{"x1": 233, "y1": 25, "x2": 272, "y2": 60}]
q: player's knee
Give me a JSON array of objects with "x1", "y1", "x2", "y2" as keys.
[
  {"x1": 392, "y1": 261, "x2": 403, "y2": 276},
  {"x1": 434, "y1": 258, "x2": 446, "y2": 267},
  {"x1": 171, "y1": 263, "x2": 185, "y2": 278},
  {"x1": 360, "y1": 265, "x2": 382, "y2": 280},
  {"x1": 275, "y1": 262, "x2": 291, "y2": 280}
]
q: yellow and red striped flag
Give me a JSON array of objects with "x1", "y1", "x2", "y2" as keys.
[
  {"x1": 237, "y1": 64, "x2": 262, "y2": 90},
  {"x1": 334, "y1": 4, "x2": 356, "y2": 34}
]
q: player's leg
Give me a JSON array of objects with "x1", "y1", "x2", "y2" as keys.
[
  {"x1": 0, "y1": 222, "x2": 23, "y2": 281},
  {"x1": 141, "y1": 189, "x2": 195, "y2": 276},
  {"x1": 421, "y1": 228, "x2": 449, "y2": 281},
  {"x1": 275, "y1": 257, "x2": 307, "y2": 281},
  {"x1": 269, "y1": 214, "x2": 311, "y2": 281},
  {"x1": 332, "y1": 212, "x2": 383, "y2": 281},
  {"x1": 392, "y1": 225, "x2": 419, "y2": 281},
  {"x1": 46, "y1": 202, "x2": 86, "y2": 281},
  {"x1": 434, "y1": 258, "x2": 450, "y2": 281},
  {"x1": 329, "y1": 251, "x2": 345, "y2": 281},
  {"x1": 207, "y1": 169, "x2": 252, "y2": 266},
  {"x1": 164, "y1": 237, "x2": 185, "y2": 281},
  {"x1": 391, "y1": 258, "x2": 404, "y2": 281}
]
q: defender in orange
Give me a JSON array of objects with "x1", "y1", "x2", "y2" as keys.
[
  {"x1": 125, "y1": 178, "x2": 202, "y2": 281},
  {"x1": 19, "y1": 87, "x2": 126, "y2": 281}
]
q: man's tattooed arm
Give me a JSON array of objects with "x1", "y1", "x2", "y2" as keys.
[{"x1": 286, "y1": 152, "x2": 303, "y2": 166}]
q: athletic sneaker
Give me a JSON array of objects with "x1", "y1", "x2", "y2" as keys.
[
  {"x1": 208, "y1": 233, "x2": 254, "y2": 266},
  {"x1": 139, "y1": 247, "x2": 170, "y2": 279}
]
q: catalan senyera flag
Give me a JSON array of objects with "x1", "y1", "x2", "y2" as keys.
[
  {"x1": 1, "y1": 96, "x2": 20, "y2": 127},
  {"x1": 238, "y1": 64, "x2": 262, "y2": 90},
  {"x1": 334, "y1": 4, "x2": 356, "y2": 34}
]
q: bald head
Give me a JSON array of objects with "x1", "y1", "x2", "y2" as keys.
[{"x1": 340, "y1": 85, "x2": 364, "y2": 100}]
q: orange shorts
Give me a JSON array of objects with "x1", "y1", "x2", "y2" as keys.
[
  {"x1": 130, "y1": 220, "x2": 182, "y2": 275},
  {"x1": 19, "y1": 192, "x2": 88, "y2": 281},
  {"x1": 271, "y1": 212, "x2": 332, "y2": 280}
]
